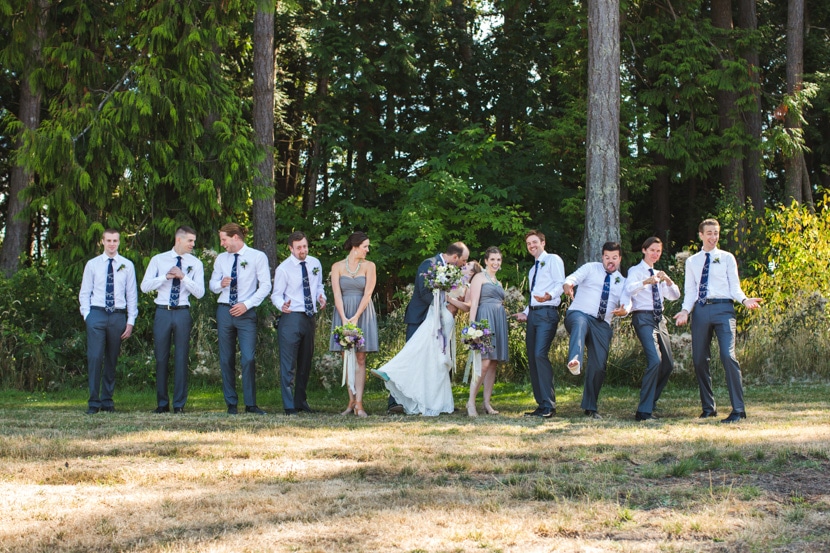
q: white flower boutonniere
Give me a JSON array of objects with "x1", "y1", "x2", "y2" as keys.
[
  {"x1": 312, "y1": 267, "x2": 320, "y2": 276},
  {"x1": 240, "y1": 260, "x2": 248, "y2": 269},
  {"x1": 117, "y1": 264, "x2": 125, "y2": 272}
]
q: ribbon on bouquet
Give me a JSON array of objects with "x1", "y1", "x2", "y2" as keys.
[
  {"x1": 463, "y1": 350, "x2": 482, "y2": 384},
  {"x1": 432, "y1": 289, "x2": 448, "y2": 353},
  {"x1": 341, "y1": 349, "x2": 358, "y2": 395}
]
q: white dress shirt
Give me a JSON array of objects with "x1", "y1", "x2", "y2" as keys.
[
  {"x1": 140, "y1": 249, "x2": 205, "y2": 306},
  {"x1": 625, "y1": 260, "x2": 680, "y2": 313},
  {"x1": 680, "y1": 248, "x2": 747, "y2": 313},
  {"x1": 523, "y1": 251, "x2": 565, "y2": 314},
  {"x1": 271, "y1": 254, "x2": 327, "y2": 313},
  {"x1": 79, "y1": 253, "x2": 139, "y2": 325},
  {"x1": 565, "y1": 262, "x2": 627, "y2": 325},
  {"x1": 208, "y1": 245, "x2": 272, "y2": 309}
]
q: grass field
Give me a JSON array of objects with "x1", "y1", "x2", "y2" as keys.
[{"x1": 1, "y1": 383, "x2": 829, "y2": 552}]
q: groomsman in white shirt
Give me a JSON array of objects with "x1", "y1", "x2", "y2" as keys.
[
  {"x1": 513, "y1": 230, "x2": 566, "y2": 418},
  {"x1": 140, "y1": 226, "x2": 205, "y2": 414},
  {"x1": 209, "y1": 223, "x2": 272, "y2": 414},
  {"x1": 272, "y1": 231, "x2": 327, "y2": 415},
  {"x1": 78, "y1": 229, "x2": 138, "y2": 414},
  {"x1": 563, "y1": 241, "x2": 629, "y2": 419},
  {"x1": 674, "y1": 219, "x2": 762, "y2": 423},
  {"x1": 624, "y1": 237, "x2": 680, "y2": 421}
]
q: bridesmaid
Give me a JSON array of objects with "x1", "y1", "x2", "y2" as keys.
[
  {"x1": 466, "y1": 247, "x2": 509, "y2": 417},
  {"x1": 330, "y1": 231, "x2": 378, "y2": 417}
]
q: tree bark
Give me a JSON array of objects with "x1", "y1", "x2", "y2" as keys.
[
  {"x1": 581, "y1": 0, "x2": 620, "y2": 262},
  {"x1": 251, "y1": 0, "x2": 277, "y2": 271},
  {"x1": 736, "y1": 0, "x2": 765, "y2": 213},
  {"x1": 711, "y1": 0, "x2": 745, "y2": 207},
  {"x1": 0, "y1": 0, "x2": 49, "y2": 277},
  {"x1": 784, "y1": 0, "x2": 805, "y2": 205}
]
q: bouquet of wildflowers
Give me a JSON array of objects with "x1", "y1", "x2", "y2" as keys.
[
  {"x1": 461, "y1": 319, "x2": 493, "y2": 354},
  {"x1": 332, "y1": 322, "x2": 365, "y2": 351},
  {"x1": 461, "y1": 319, "x2": 493, "y2": 384},
  {"x1": 333, "y1": 322, "x2": 364, "y2": 394},
  {"x1": 422, "y1": 262, "x2": 464, "y2": 292}
]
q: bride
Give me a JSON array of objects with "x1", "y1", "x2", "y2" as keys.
[{"x1": 372, "y1": 262, "x2": 481, "y2": 416}]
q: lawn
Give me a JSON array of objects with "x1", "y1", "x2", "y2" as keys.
[{"x1": 1, "y1": 383, "x2": 829, "y2": 552}]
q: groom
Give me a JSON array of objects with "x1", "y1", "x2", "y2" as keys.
[{"x1": 387, "y1": 241, "x2": 469, "y2": 413}]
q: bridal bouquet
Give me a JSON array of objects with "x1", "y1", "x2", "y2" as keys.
[
  {"x1": 461, "y1": 319, "x2": 493, "y2": 384},
  {"x1": 461, "y1": 319, "x2": 493, "y2": 353},
  {"x1": 332, "y1": 322, "x2": 364, "y2": 394},
  {"x1": 422, "y1": 262, "x2": 464, "y2": 292}
]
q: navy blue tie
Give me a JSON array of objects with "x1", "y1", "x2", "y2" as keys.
[
  {"x1": 697, "y1": 253, "x2": 710, "y2": 306},
  {"x1": 650, "y1": 269, "x2": 663, "y2": 322},
  {"x1": 597, "y1": 272, "x2": 611, "y2": 320},
  {"x1": 169, "y1": 256, "x2": 182, "y2": 307},
  {"x1": 530, "y1": 260, "x2": 540, "y2": 294},
  {"x1": 105, "y1": 258, "x2": 115, "y2": 313},
  {"x1": 301, "y1": 261, "x2": 314, "y2": 316},
  {"x1": 229, "y1": 253, "x2": 239, "y2": 306}
]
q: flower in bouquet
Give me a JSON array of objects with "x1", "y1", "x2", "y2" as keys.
[
  {"x1": 461, "y1": 319, "x2": 494, "y2": 354},
  {"x1": 422, "y1": 262, "x2": 464, "y2": 292},
  {"x1": 332, "y1": 322, "x2": 365, "y2": 350}
]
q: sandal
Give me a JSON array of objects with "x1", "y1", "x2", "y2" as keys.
[
  {"x1": 340, "y1": 400, "x2": 356, "y2": 416},
  {"x1": 354, "y1": 402, "x2": 368, "y2": 418}
]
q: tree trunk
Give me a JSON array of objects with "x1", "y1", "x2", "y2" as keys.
[
  {"x1": 736, "y1": 0, "x2": 765, "y2": 213},
  {"x1": 251, "y1": 0, "x2": 277, "y2": 271},
  {"x1": 581, "y1": 0, "x2": 620, "y2": 262},
  {"x1": 711, "y1": 0, "x2": 746, "y2": 207},
  {"x1": 0, "y1": 0, "x2": 49, "y2": 277},
  {"x1": 784, "y1": 0, "x2": 805, "y2": 205}
]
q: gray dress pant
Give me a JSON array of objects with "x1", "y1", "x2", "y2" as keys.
[
  {"x1": 278, "y1": 312, "x2": 316, "y2": 410},
  {"x1": 632, "y1": 311, "x2": 674, "y2": 415},
  {"x1": 217, "y1": 304, "x2": 258, "y2": 408},
  {"x1": 691, "y1": 302, "x2": 745, "y2": 414},
  {"x1": 564, "y1": 310, "x2": 613, "y2": 412},
  {"x1": 153, "y1": 306, "x2": 192, "y2": 409},
  {"x1": 526, "y1": 306, "x2": 559, "y2": 410},
  {"x1": 86, "y1": 308, "x2": 127, "y2": 409}
]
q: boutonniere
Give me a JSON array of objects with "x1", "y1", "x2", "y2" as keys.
[
  {"x1": 540, "y1": 261, "x2": 546, "y2": 267},
  {"x1": 240, "y1": 260, "x2": 248, "y2": 269},
  {"x1": 312, "y1": 267, "x2": 320, "y2": 276},
  {"x1": 117, "y1": 264, "x2": 125, "y2": 272},
  {"x1": 614, "y1": 276, "x2": 621, "y2": 284},
  {"x1": 186, "y1": 266, "x2": 193, "y2": 274},
  {"x1": 712, "y1": 257, "x2": 721, "y2": 264}
]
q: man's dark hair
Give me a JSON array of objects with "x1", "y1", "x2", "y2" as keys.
[
  {"x1": 601, "y1": 241, "x2": 622, "y2": 255},
  {"x1": 287, "y1": 231, "x2": 307, "y2": 246}
]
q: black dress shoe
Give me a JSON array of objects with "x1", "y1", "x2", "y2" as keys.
[
  {"x1": 173, "y1": 407, "x2": 184, "y2": 414},
  {"x1": 245, "y1": 405, "x2": 267, "y2": 415},
  {"x1": 85, "y1": 407, "x2": 100, "y2": 415},
  {"x1": 284, "y1": 408, "x2": 298, "y2": 415},
  {"x1": 524, "y1": 407, "x2": 543, "y2": 417},
  {"x1": 635, "y1": 411, "x2": 655, "y2": 421},
  {"x1": 100, "y1": 406, "x2": 116, "y2": 413},
  {"x1": 153, "y1": 406, "x2": 169, "y2": 414},
  {"x1": 721, "y1": 411, "x2": 746, "y2": 424},
  {"x1": 527, "y1": 407, "x2": 554, "y2": 418},
  {"x1": 297, "y1": 403, "x2": 316, "y2": 413},
  {"x1": 387, "y1": 404, "x2": 404, "y2": 415},
  {"x1": 227, "y1": 405, "x2": 238, "y2": 415},
  {"x1": 698, "y1": 411, "x2": 718, "y2": 419},
  {"x1": 585, "y1": 410, "x2": 602, "y2": 420}
]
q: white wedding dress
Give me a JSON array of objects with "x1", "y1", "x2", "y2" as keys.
[{"x1": 380, "y1": 299, "x2": 456, "y2": 416}]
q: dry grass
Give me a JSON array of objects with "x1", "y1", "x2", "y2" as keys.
[{"x1": 1, "y1": 385, "x2": 830, "y2": 552}]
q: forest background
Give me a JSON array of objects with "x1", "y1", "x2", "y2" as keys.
[{"x1": 1, "y1": 0, "x2": 829, "y2": 392}]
